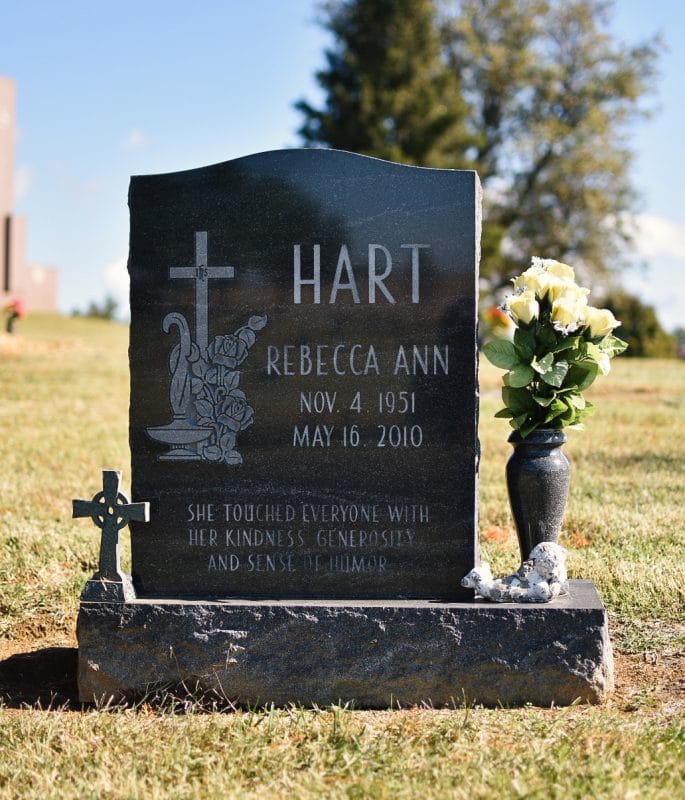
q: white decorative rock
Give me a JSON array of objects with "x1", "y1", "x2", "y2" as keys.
[{"x1": 460, "y1": 542, "x2": 569, "y2": 604}]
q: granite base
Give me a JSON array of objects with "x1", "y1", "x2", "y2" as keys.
[{"x1": 77, "y1": 580, "x2": 613, "y2": 707}]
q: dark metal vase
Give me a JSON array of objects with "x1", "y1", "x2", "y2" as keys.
[{"x1": 506, "y1": 428, "x2": 570, "y2": 563}]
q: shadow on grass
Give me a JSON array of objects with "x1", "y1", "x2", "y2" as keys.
[
  {"x1": 0, "y1": 647, "x2": 79, "y2": 709},
  {"x1": 0, "y1": 649, "x2": 240, "y2": 712}
]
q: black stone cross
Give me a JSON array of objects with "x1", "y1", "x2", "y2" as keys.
[
  {"x1": 169, "y1": 231, "x2": 235, "y2": 354},
  {"x1": 73, "y1": 470, "x2": 150, "y2": 590}
]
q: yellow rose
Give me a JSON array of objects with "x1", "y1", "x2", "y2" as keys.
[
  {"x1": 514, "y1": 258, "x2": 589, "y2": 301},
  {"x1": 508, "y1": 290, "x2": 539, "y2": 324},
  {"x1": 544, "y1": 275, "x2": 569, "y2": 302},
  {"x1": 551, "y1": 292, "x2": 588, "y2": 332},
  {"x1": 547, "y1": 279, "x2": 590, "y2": 304},
  {"x1": 584, "y1": 306, "x2": 620, "y2": 337},
  {"x1": 542, "y1": 259, "x2": 575, "y2": 282},
  {"x1": 512, "y1": 264, "x2": 547, "y2": 296}
]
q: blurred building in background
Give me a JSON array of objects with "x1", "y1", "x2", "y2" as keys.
[{"x1": 0, "y1": 76, "x2": 57, "y2": 312}]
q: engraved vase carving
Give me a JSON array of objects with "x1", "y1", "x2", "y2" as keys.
[{"x1": 506, "y1": 428, "x2": 570, "y2": 563}]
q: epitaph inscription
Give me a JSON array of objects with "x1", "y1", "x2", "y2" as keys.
[{"x1": 128, "y1": 150, "x2": 480, "y2": 600}]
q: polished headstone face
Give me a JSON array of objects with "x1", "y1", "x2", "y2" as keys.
[{"x1": 128, "y1": 149, "x2": 480, "y2": 600}]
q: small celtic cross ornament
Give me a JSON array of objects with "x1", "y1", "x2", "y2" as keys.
[{"x1": 73, "y1": 470, "x2": 150, "y2": 602}]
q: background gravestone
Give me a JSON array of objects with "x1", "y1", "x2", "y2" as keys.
[{"x1": 128, "y1": 149, "x2": 480, "y2": 601}]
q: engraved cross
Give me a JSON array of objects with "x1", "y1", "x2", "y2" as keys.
[
  {"x1": 169, "y1": 231, "x2": 235, "y2": 354},
  {"x1": 73, "y1": 470, "x2": 150, "y2": 583}
]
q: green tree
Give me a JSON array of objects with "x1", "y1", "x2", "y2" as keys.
[
  {"x1": 295, "y1": 0, "x2": 471, "y2": 166},
  {"x1": 602, "y1": 291, "x2": 675, "y2": 357},
  {"x1": 72, "y1": 294, "x2": 119, "y2": 321},
  {"x1": 442, "y1": 0, "x2": 658, "y2": 284},
  {"x1": 297, "y1": 0, "x2": 659, "y2": 285}
]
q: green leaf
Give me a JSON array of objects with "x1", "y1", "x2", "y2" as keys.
[
  {"x1": 511, "y1": 413, "x2": 528, "y2": 429},
  {"x1": 543, "y1": 398, "x2": 567, "y2": 423},
  {"x1": 584, "y1": 342, "x2": 603, "y2": 361},
  {"x1": 599, "y1": 334, "x2": 628, "y2": 357},
  {"x1": 519, "y1": 421, "x2": 539, "y2": 438},
  {"x1": 597, "y1": 352, "x2": 611, "y2": 375},
  {"x1": 576, "y1": 401, "x2": 596, "y2": 420},
  {"x1": 585, "y1": 341, "x2": 612, "y2": 372},
  {"x1": 536, "y1": 325, "x2": 557, "y2": 354},
  {"x1": 551, "y1": 335, "x2": 581, "y2": 354},
  {"x1": 565, "y1": 422, "x2": 586, "y2": 431},
  {"x1": 566, "y1": 362, "x2": 599, "y2": 391},
  {"x1": 494, "y1": 408, "x2": 514, "y2": 418},
  {"x1": 567, "y1": 392, "x2": 586, "y2": 410},
  {"x1": 513, "y1": 327, "x2": 535, "y2": 360},
  {"x1": 502, "y1": 386, "x2": 535, "y2": 415},
  {"x1": 482, "y1": 339, "x2": 520, "y2": 369},
  {"x1": 532, "y1": 393, "x2": 556, "y2": 407},
  {"x1": 560, "y1": 398, "x2": 577, "y2": 422},
  {"x1": 505, "y1": 364, "x2": 535, "y2": 387},
  {"x1": 532, "y1": 352, "x2": 554, "y2": 374},
  {"x1": 540, "y1": 360, "x2": 569, "y2": 388}
]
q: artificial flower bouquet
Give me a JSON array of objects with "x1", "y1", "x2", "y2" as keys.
[{"x1": 482, "y1": 258, "x2": 628, "y2": 438}]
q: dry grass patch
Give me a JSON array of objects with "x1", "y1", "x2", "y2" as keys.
[{"x1": 0, "y1": 703, "x2": 683, "y2": 799}]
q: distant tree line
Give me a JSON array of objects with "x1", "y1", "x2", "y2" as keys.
[
  {"x1": 602, "y1": 292, "x2": 676, "y2": 358},
  {"x1": 71, "y1": 294, "x2": 119, "y2": 321}
]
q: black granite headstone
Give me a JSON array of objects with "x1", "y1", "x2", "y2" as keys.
[
  {"x1": 78, "y1": 150, "x2": 614, "y2": 706},
  {"x1": 128, "y1": 149, "x2": 480, "y2": 601}
]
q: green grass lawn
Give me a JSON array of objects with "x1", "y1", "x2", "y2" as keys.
[{"x1": 1, "y1": 314, "x2": 684, "y2": 799}]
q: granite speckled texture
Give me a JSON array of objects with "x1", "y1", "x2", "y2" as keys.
[
  {"x1": 506, "y1": 429, "x2": 571, "y2": 561},
  {"x1": 77, "y1": 580, "x2": 613, "y2": 707},
  {"x1": 127, "y1": 150, "x2": 481, "y2": 601}
]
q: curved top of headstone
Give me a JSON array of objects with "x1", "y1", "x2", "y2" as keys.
[{"x1": 132, "y1": 147, "x2": 478, "y2": 182}]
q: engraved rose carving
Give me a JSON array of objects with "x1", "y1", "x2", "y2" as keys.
[
  {"x1": 145, "y1": 228, "x2": 268, "y2": 467},
  {"x1": 184, "y1": 315, "x2": 267, "y2": 465},
  {"x1": 217, "y1": 388, "x2": 254, "y2": 432},
  {"x1": 207, "y1": 334, "x2": 248, "y2": 369}
]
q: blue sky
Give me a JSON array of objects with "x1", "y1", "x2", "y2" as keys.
[{"x1": 1, "y1": 0, "x2": 683, "y2": 330}]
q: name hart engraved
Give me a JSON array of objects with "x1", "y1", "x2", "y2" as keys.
[{"x1": 293, "y1": 243, "x2": 429, "y2": 304}]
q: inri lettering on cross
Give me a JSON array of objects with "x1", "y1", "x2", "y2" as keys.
[
  {"x1": 169, "y1": 231, "x2": 235, "y2": 353},
  {"x1": 73, "y1": 470, "x2": 150, "y2": 583}
]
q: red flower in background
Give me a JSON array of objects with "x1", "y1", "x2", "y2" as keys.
[
  {"x1": 5, "y1": 299, "x2": 25, "y2": 318},
  {"x1": 484, "y1": 305, "x2": 509, "y2": 325}
]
